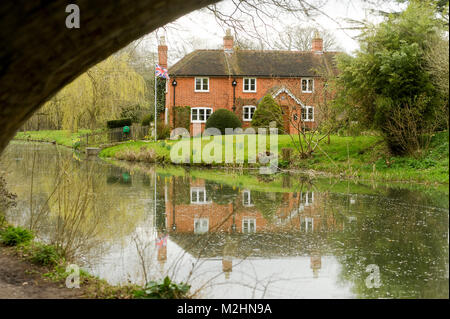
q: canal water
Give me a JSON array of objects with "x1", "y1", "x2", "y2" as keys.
[{"x1": 1, "y1": 141, "x2": 448, "y2": 298}]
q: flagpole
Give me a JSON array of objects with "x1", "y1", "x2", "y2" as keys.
[{"x1": 154, "y1": 70, "x2": 157, "y2": 142}]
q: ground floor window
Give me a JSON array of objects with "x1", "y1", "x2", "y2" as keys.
[
  {"x1": 301, "y1": 106, "x2": 314, "y2": 121},
  {"x1": 191, "y1": 107, "x2": 212, "y2": 123},
  {"x1": 242, "y1": 218, "x2": 256, "y2": 233},
  {"x1": 194, "y1": 218, "x2": 209, "y2": 234},
  {"x1": 243, "y1": 105, "x2": 256, "y2": 121},
  {"x1": 301, "y1": 217, "x2": 314, "y2": 232}
]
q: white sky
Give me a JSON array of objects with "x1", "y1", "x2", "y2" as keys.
[{"x1": 136, "y1": 0, "x2": 407, "y2": 65}]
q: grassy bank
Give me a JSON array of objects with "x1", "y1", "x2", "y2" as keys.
[
  {"x1": 0, "y1": 219, "x2": 191, "y2": 299},
  {"x1": 100, "y1": 132, "x2": 448, "y2": 184},
  {"x1": 14, "y1": 130, "x2": 92, "y2": 148}
]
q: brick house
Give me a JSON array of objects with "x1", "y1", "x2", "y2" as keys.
[{"x1": 160, "y1": 31, "x2": 339, "y2": 135}]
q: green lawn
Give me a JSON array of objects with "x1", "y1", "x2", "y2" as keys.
[{"x1": 100, "y1": 132, "x2": 448, "y2": 184}]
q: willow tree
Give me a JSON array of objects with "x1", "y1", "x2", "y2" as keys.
[{"x1": 40, "y1": 53, "x2": 148, "y2": 132}]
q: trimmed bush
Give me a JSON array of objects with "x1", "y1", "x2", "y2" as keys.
[
  {"x1": 205, "y1": 109, "x2": 242, "y2": 135},
  {"x1": 106, "y1": 118, "x2": 132, "y2": 129},
  {"x1": 141, "y1": 114, "x2": 154, "y2": 126},
  {"x1": 0, "y1": 226, "x2": 33, "y2": 246},
  {"x1": 251, "y1": 95, "x2": 284, "y2": 131}
]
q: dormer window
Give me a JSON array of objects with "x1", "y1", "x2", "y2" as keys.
[
  {"x1": 195, "y1": 77, "x2": 209, "y2": 92},
  {"x1": 243, "y1": 78, "x2": 256, "y2": 92},
  {"x1": 301, "y1": 78, "x2": 314, "y2": 93}
]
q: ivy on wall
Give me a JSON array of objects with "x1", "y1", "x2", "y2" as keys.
[{"x1": 173, "y1": 106, "x2": 191, "y2": 130}]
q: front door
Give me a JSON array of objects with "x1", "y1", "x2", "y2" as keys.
[{"x1": 281, "y1": 105, "x2": 290, "y2": 134}]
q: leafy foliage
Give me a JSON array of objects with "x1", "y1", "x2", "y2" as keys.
[
  {"x1": 334, "y1": 1, "x2": 447, "y2": 154},
  {"x1": 141, "y1": 114, "x2": 154, "y2": 126},
  {"x1": 0, "y1": 226, "x2": 33, "y2": 246},
  {"x1": 174, "y1": 106, "x2": 191, "y2": 130},
  {"x1": 251, "y1": 95, "x2": 283, "y2": 131},
  {"x1": 205, "y1": 109, "x2": 242, "y2": 135},
  {"x1": 39, "y1": 53, "x2": 148, "y2": 131},
  {"x1": 29, "y1": 243, "x2": 62, "y2": 266},
  {"x1": 133, "y1": 276, "x2": 191, "y2": 299},
  {"x1": 157, "y1": 121, "x2": 171, "y2": 140}
]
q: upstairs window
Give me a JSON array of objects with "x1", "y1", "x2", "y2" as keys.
[
  {"x1": 195, "y1": 77, "x2": 209, "y2": 92},
  {"x1": 243, "y1": 105, "x2": 256, "y2": 121},
  {"x1": 301, "y1": 78, "x2": 314, "y2": 93},
  {"x1": 243, "y1": 78, "x2": 256, "y2": 92},
  {"x1": 301, "y1": 106, "x2": 314, "y2": 122},
  {"x1": 191, "y1": 107, "x2": 212, "y2": 123}
]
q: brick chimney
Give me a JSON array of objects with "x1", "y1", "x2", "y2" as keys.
[
  {"x1": 223, "y1": 29, "x2": 234, "y2": 53},
  {"x1": 312, "y1": 31, "x2": 323, "y2": 53},
  {"x1": 158, "y1": 36, "x2": 168, "y2": 68}
]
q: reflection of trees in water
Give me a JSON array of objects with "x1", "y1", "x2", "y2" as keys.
[
  {"x1": 2, "y1": 143, "x2": 153, "y2": 264},
  {"x1": 328, "y1": 193, "x2": 449, "y2": 298}
]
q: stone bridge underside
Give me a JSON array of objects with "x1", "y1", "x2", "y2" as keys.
[{"x1": 0, "y1": 0, "x2": 218, "y2": 154}]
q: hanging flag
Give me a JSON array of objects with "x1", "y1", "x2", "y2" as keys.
[{"x1": 155, "y1": 64, "x2": 170, "y2": 80}]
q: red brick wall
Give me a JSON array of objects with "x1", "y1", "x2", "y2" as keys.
[{"x1": 166, "y1": 76, "x2": 326, "y2": 135}]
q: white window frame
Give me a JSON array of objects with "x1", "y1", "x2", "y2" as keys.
[
  {"x1": 190, "y1": 187, "x2": 211, "y2": 204},
  {"x1": 194, "y1": 218, "x2": 209, "y2": 234},
  {"x1": 242, "y1": 218, "x2": 256, "y2": 233},
  {"x1": 242, "y1": 105, "x2": 256, "y2": 122},
  {"x1": 301, "y1": 191, "x2": 314, "y2": 206},
  {"x1": 301, "y1": 217, "x2": 314, "y2": 232},
  {"x1": 191, "y1": 107, "x2": 213, "y2": 123},
  {"x1": 301, "y1": 106, "x2": 314, "y2": 122},
  {"x1": 194, "y1": 77, "x2": 209, "y2": 92},
  {"x1": 301, "y1": 78, "x2": 314, "y2": 93},
  {"x1": 243, "y1": 78, "x2": 257, "y2": 93},
  {"x1": 242, "y1": 189, "x2": 254, "y2": 207}
]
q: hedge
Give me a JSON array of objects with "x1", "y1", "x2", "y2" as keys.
[{"x1": 106, "y1": 118, "x2": 132, "y2": 129}]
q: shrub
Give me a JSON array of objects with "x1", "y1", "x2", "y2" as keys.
[
  {"x1": 251, "y1": 94, "x2": 284, "y2": 131},
  {"x1": 133, "y1": 276, "x2": 191, "y2": 299},
  {"x1": 106, "y1": 118, "x2": 132, "y2": 129},
  {"x1": 136, "y1": 147, "x2": 156, "y2": 163},
  {"x1": 141, "y1": 114, "x2": 154, "y2": 126},
  {"x1": 205, "y1": 109, "x2": 242, "y2": 135},
  {"x1": 0, "y1": 226, "x2": 33, "y2": 246},
  {"x1": 30, "y1": 243, "x2": 62, "y2": 266},
  {"x1": 157, "y1": 121, "x2": 171, "y2": 140},
  {"x1": 115, "y1": 149, "x2": 136, "y2": 161},
  {"x1": 173, "y1": 106, "x2": 191, "y2": 130}
]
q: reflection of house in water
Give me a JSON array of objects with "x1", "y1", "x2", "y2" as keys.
[
  {"x1": 164, "y1": 177, "x2": 340, "y2": 234},
  {"x1": 162, "y1": 176, "x2": 345, "y2": 279}
]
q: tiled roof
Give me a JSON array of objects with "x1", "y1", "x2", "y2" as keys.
[{"x1": 169, "y1": 49, "x2": 340, "y2": 77}]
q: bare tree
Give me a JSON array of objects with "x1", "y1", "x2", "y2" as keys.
[{"x1": 275, "y1": 26, "x2": 342, "y2": 51}]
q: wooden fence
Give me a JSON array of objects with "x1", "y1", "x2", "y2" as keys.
[{"x1": 79, "y1": 124, "x2": 150, "y2": 148}]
